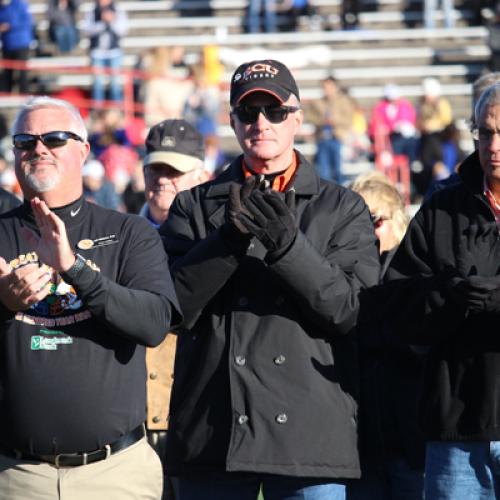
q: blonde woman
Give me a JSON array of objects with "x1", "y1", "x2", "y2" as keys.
[
  {"x1": 351, "y1": 171, "x2": 409, "y2": 274},
  {"x1": 349, "y1": 171, "x2": 425, "y2": 500}
]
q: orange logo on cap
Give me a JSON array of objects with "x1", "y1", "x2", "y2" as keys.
[{"x1": 243, "y1": 63, "x2": 279, "y2": 80}]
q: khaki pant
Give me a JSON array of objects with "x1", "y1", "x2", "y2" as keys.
[{"x1": 0, "y1": 437, "x2": 163, "y2": 500}]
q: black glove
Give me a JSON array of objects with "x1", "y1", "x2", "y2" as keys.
[
  {"x1": 226, "y1": 175, "x2": 258, "y2": 235},
  {"x1": 237, "y1": 188, "x2": 297, "y2": 259},
  {"x1": 446, "y1": 275, "x2": 500, "y2": 311},
  {"x1": 483, "y1": 285, "x2": 500, "y2": 314},
  {"x1": 221, "y1": 176, "x2": 258, "y2": 254}
]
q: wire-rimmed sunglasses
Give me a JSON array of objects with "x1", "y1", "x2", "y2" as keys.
[
  {"x1": 232, "y1": 105, "x2": 300, "y2": 124},
  {"x1": 13, "y1": 131, "x2": 84, "y2": 151}
]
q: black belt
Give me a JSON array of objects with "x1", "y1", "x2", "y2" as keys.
[{"x1": 1, "y1": 424, "x2": 145, "y2": 467}]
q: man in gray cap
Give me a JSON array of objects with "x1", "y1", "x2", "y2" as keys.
[
  {"x1": 141, "y1": 119, "x2": 208, "y2": 500},
  {"x1": 160, "y1": 59, "x2": 380, "y2": 500}
]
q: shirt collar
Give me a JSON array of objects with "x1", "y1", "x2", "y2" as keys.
[{"x1": 241, "y1": 152, "x2": 298, "y2": 192}]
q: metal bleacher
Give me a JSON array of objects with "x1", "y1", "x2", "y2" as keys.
[{"x1": 9, "y1": 0, "x2": 491, "y2": 178}]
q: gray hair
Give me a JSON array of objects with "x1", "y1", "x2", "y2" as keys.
[
  {"x1": 471, "y1": 72, "x2": 500, "y2": 125},
  {"x1": 474, "y1": 82, "x2": 500, "y2": 128},
  {"x1": 11, "y1": 96, "x2": 88, "y2": 141}
]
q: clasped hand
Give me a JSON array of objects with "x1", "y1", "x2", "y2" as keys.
[
  {"x1": 446, "y1": 274, "x2": 500, "y2": 314},
  {"x1": 0, "y1": 197, "x2": 75, "y2": 312},
  {"x1": 227, "y1": 176, "x2": 297, "y2": 257}
]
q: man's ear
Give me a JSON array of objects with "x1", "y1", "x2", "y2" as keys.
[
  {"x1": 230, "y1": 113, "x2": 235, "y2": 131},
  {"x1": 293, "y1": 109, "x2": 304, "y2": 134},
  {"x1": 80, "y1": 141, "x2": 91, "y2": 163}
]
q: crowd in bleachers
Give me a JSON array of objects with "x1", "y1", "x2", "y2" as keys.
[
  {"x1": 0, "y1": 62, "x2": 476, "y2": 209},
  {"x1": 0, "y1": 0, "x2": 499, "y2": 210}
]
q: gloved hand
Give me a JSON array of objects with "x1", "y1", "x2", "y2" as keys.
[
  {"x1": 446, "y1": 275, "x2": 500, "y2": 312},
  {"x1": 227, "y1": 175, "x2": 257, "y2": 235},
  {"x1": 221, "y1": 175, "x2": 258, "y2": 254},
  {"x1": 236, "y1": 188, "x2": 297, "y2": 259}
]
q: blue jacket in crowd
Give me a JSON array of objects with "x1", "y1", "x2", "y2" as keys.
[{"x1": 0, "y1": 0, "x2": 33, "y2": 51}]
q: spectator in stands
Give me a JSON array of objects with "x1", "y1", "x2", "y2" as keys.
[
  {"x1": 99, "y1": 141, "x2": 138, "y2": 194},
  {"x1": 369, "y1": 83, "x2": 418, "y2": 177},
  {"x1": 488, "y1": 2, "x2": 500, "y2": 71},
  {"x1": 279, "y1": 0, "x2": 318, "y2": 32},
  {"x1": 183, "y1": 63, "x2": 220, "y2": 138},
  {"x1": 82, "y1": 158, "x2": 124, "y2": 211},
  {"x1": 247, "y1": 0, "x2": 277, "y2": 33},
  {"x1": 203, "y1": 134, "x2": 226, "y2": 177},
  {"x1": 343, "y1": 97, "x2": 371, "y2": 164},
  {"x1": 47, "y1": 0, "x2": 80, "y2": 53},
  {"x1": 89, "y1": 108, "x2": 132, "y2": 158},
  {"x1": 0, "y1": 0, "x2": 33, "y2": 94},
  {"x1": 470, "y1": 0, "x2": 495, "y2": 26},
  {"x1": 141, "y1": 46, "x2": 193, "y2": 128},
  {"x1": 88, "y1": 108, "x2": 138, "y2": 192},
  {"x1": 307, "y1": 76, "x2": 354, "y2": 184},
  {"x1": 423, "y1": 0, "x2": 455, "y2": 28},
  {"x1": 341, "y1": 0, "x2": 360, "y2": 29},
  {"x1": 348, "y1": 172, "x2": 425, "y2": 500},
  {"x1": 415, "y1": 77, "x2": 453, "y2": 195},
  {"x1": 82, "y1": 0, "x2": 128, "y2": 104}
]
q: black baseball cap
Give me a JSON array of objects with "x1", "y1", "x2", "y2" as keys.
[
  {"x1": 143, "y1": 119, "x2": 204, "y2": 172},
  {"x1": 230, "y1": 59, "x2": 300, "y2": 106}
]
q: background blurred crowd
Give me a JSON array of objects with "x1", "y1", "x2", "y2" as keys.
[{"x1": 0, "y1": 0, "x2": 498, "y2": 211}]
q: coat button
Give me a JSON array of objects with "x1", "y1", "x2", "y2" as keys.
[
  {"x1": 152, "y1": 416, "x2": 161, "y2": 424},
  {"x1": 149, "y1": 372, "x2": 158, "y2": 380},
  {"x1": 273, "y1": 355, "x2": 286, "y2": 365},
  {"x1": 275, "y1": 295, "x2": 285, "y2": 306},
  {"x1": 275, "y1": 413, "x2": 288, "y2": 424},
  {"x1": 238, "y1": 296, "x2": 248, "y2": 306},
  {"x1": 238, "y1": 414, "x2": 249, "y2": 425},
  {"x1": 235, "y1": 355, "x2": 246, "y2": 366}
]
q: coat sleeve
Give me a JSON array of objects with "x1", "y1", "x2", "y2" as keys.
[
  {"x1": 63, "y1": 217, "x2": 182, "y2": 347},
  {"x1": 383, "y1": 206, "x2": 467, "y2": 345},
  {"x1": 159, "y1": 190, "x2": 242, "y2": 329},
  {"x1": 268, "y1": 192, "x2": 381, "y2": 336}
]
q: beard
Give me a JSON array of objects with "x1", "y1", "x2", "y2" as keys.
[{"x1": 23, "y1": 160, "x2": 61, "y2": 193}]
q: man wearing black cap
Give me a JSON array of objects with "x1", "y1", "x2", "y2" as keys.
[
  {"x1": 141, "y1": 119, "x2": 208, "y2": 500},
  {"x1": 141, "y1": 119, "x2": 208, "y2": 228},
  {"x1": 160, "y1": 59, "x2": 380, "y2": 499}
]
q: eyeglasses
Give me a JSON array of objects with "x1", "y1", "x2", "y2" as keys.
[
  {"x1": 470, "y1": 127, "x2": 500, "y2": 142},
  {"x1": 13, "y1": 131, "x2": 84, "y2": 151},
  {"x1": 232, "y1": 105, "x2": 300, "y2": 124},
  {"x1": 371, "y1": 213, "x2": 390, "y2": 228}
]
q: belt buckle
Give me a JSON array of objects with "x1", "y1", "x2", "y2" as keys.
[
  {"x1": 54, "y1": 444, "x2": 111, "y2": 467},
  {"x1": 54, "y1": 452, "x2": 80, "y2": 468}
]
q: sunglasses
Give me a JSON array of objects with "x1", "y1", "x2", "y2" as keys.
[
  {"x1": 232, "y1": 105, "x2": 300, "y2": 124},
  {"x1": 13, "y1": 131, "x2": 84, "y2": 151}
]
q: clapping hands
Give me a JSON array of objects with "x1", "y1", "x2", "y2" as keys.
[{"x1": 226, "y1": 175, "x2": 297, "y2": 259}]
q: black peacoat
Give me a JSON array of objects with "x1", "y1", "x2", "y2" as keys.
[{"x1": 160, "y1": 152, "x2": 380, "y2": 478}]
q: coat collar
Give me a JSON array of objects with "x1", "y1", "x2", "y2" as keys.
[
  {"x1": 459, "y1": 150, "x2": 483, "y2": 195},
  {"x1": 205, "y1": 151, "x2": 321, "y2": 199}
]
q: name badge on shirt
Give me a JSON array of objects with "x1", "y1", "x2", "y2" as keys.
[{"x1": 77, "y1": 235, "x2": 118, "y2": 250}]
